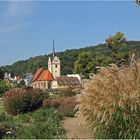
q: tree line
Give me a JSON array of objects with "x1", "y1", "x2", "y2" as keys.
[{"x1": 0, "y1": 32, "x2": 140, "y2": 79}]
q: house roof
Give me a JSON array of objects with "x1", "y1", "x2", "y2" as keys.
[
  {"x1": 57, "y1": 76, "x2": 80, "y2": 85},
  {"x1": 32, "y1": 67, "x2": 43, "y2": 82},
  {"x1": 37, "y1": 69, "x2": 54, "y2": 81}
]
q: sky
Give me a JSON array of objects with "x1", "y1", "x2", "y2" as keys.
[{"x1": 0, "y1": 0, "x2": 140, "y2": 66}]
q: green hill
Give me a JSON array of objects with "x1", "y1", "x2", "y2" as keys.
[{"x1": 1, "y1": 40, "x2": 140, "y2": 75}]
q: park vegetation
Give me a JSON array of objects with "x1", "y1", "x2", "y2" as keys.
[{"x1": 0, "y1": 87, "x2": 77, "y2": 138}]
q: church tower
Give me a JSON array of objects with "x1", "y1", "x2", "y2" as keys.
[
  {"x1": 52, "y1": 55, "x2": 60, "y2": 79},
  {"x1": 48, "y1": 57, "x2": 52, "y2": 73},
  {"x1": 48, "y1": 40, "x2": 61, "y2": 79}
]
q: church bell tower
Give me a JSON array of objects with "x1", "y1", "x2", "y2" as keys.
[{"x1": 48, "y1": 40, "x2": 61, "y2": 79}]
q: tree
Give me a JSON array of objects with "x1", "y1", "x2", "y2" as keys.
[
  {"x1": 105, "y1": 32, "x2": 129, "y2": 65},
  {"x1": 0, "y1": 68, "x2": 4, "y2": 80},
  {"x1": 74, "y1": 52, "x2": 94, "y2": 78},
  {"x1": 136, "y1": 0, "x2": 140, "y2": 7},
  {"x1": 106, "y1": 32, "x2": 126, "y2": 54}
]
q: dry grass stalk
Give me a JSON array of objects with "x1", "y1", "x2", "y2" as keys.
[{"x1": 76, "y1": 62, "x2": 140, "y2": 135}]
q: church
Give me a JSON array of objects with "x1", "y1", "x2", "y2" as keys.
[{"x1": 32, "y1": 42, "x2": 81, "y2": 90}]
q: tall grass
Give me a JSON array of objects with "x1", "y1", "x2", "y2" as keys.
[
  {"x1": 3, "y1": 88, "x2": 47, "y2": 115},
  {"x1": 76, "y1": 62, "x2": 140, "y2": 139}
]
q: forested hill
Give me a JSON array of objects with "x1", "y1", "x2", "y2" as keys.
[{"x1": 1, "y1": 40, "x2": 140, "y2": 75}]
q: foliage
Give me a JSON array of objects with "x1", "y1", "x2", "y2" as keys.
[
  {"x1": 76, "y1": 62, "x2": 140, "y2": 139},
  {"x1": 3, "y1": 88, "x2": 47, "y2": 115},
  {"x1": 0, "y1": 68, "x2": 4, "y2": 80},
  {"x1": 43, "y1": 96, "x2": 76, "y2": 117},
  {"x1": 105, "y1": 32, "x2": 129, "y2": 65},
  {"x1": 0, "y1": 124, "x2": 6, "y2": 139},
  {"x1": 0, "y1": 108, "x2": 65, "y2": 139},
  {"x1": 58, "y1": 96, "x2": 76, "y2": 117},
  {"x1": 16, "y1": 80, "x2": 26, "y2": 88},
  {"x1": 17, "y1": 108, "x2": 64, "y2": 139},
  {"x1": 43, "y1": 98, "x2": 60, "y2": 108},
  {"x1": 1, "y1": 40, "x2": 140, "y2": 76},
  {"x1": 136, "y1": 0, "x2": 140, "y2": 7},
  {"x1": 74, "y1": 52, "x2": 94, "y2": 78},
  {"x1": 106, "y1": 32, "x2": 126, "y2": 54},
  {"x1": 74, "y1": 32, "x2": 132, "y2": 78},
  {"x1": 74, "y1": 51, "x2": 113, "y2": 78},
  {"x1": 59, "y1": 88, "x2": 76, "y2": 97},
  {"x1": 0, "y1": 80, "x2": 11, "y2": 97}
]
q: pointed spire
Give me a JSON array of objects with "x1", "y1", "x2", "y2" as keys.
[{"x1": 53, "y1": 40, "x2": 55, "y2": 58}]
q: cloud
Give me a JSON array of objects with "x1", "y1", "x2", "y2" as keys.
[
  {"x1": 7, "y1": 1, "x2": 32, "y2": 16},
  {"x1": 0, "y1": 1, "x2": 34, "y2": 35}
]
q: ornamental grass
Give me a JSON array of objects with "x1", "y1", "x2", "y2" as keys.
[
  {"x1": 76, "y1": 62, "x2": 140, "y2": 139},
  {"x1": 3, "y1": 88, "x2": 47, "y2": 115}
]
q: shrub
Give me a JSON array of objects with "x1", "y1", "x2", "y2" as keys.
[
  {"x1": 17, "y1": 108, "x2": 65, "y2": 139},
  {"x1": 43, "y1": 99, "x2": 60, "y2": 109},
  {"x1": 76, "y1": 62, "x2": 140, "y2": 139},
  {"x1": 0, "y1": 108, "x2": 65, "y2": 139},
  {"x1": 58, "y1": 97, "x2": 77, "y2": 117},
  {"x1": 0, "y1": 124, "x2": 6, "y2": 138},
  {"x1": 0, "y1": 80, "x2": 11, "y2": 97},
  {"x1": 0, "y1": 112, "x2": 18, "y2": 139},
  {"x1": 3, "y1": 88, "x2": 48, "y2": 115},
  {"x1": 59, "y1": 88, "x2": 76, "y2": 97},
  {"x1": 43, "y1": 96, "x2": 77, "y2": 117}
]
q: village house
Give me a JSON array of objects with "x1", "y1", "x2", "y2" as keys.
[{"x1": 4, "y1": 72, "x2": 22, "y2": 83}]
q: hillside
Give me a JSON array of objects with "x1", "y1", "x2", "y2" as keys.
[{"x1": 1, "y1": 41, "x2": 140, "y2": 75}]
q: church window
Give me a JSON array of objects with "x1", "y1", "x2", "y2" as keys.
[{"x1": 55, "y1": 64, "x2": 57, "y2": 68}]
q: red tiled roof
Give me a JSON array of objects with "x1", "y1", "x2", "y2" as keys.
[
  {"x1": 37, "y1": 69, "x2": 54, "y2": 81},
  {"x1": 32, "y1": 67, "x2": 43, "y2": 82}
]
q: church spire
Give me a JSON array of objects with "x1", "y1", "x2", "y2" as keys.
[{"x1": 53, "y1": 40, "x2": 55, "y2": 58}]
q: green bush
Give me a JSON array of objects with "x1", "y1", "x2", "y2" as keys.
[
  {"x1": 0, "y1": 112, "x2": 18, "y2": 139},
  {"x1": 17, "y1": 108, "x2": 64, "y2": 139},
  {"x1": 0, "y1": 80, "x2": 11, "y2": 97},
  {"x1": 0, "y1": 108, "x2": 65, "y2": 139},
  {"x1": 0, "y1": 124, "x2": 6, "y2": 138},
  {"x1": 3, "y1": 88, "x2": 48, "y2": 115}
]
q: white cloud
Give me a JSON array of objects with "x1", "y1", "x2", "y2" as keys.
[
  {"x1": 7, "y1": 1, "x2": 32, "y2": 16},
  {"x1": 0, "y1": 1, "x2": 34, "y2": 35}
]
